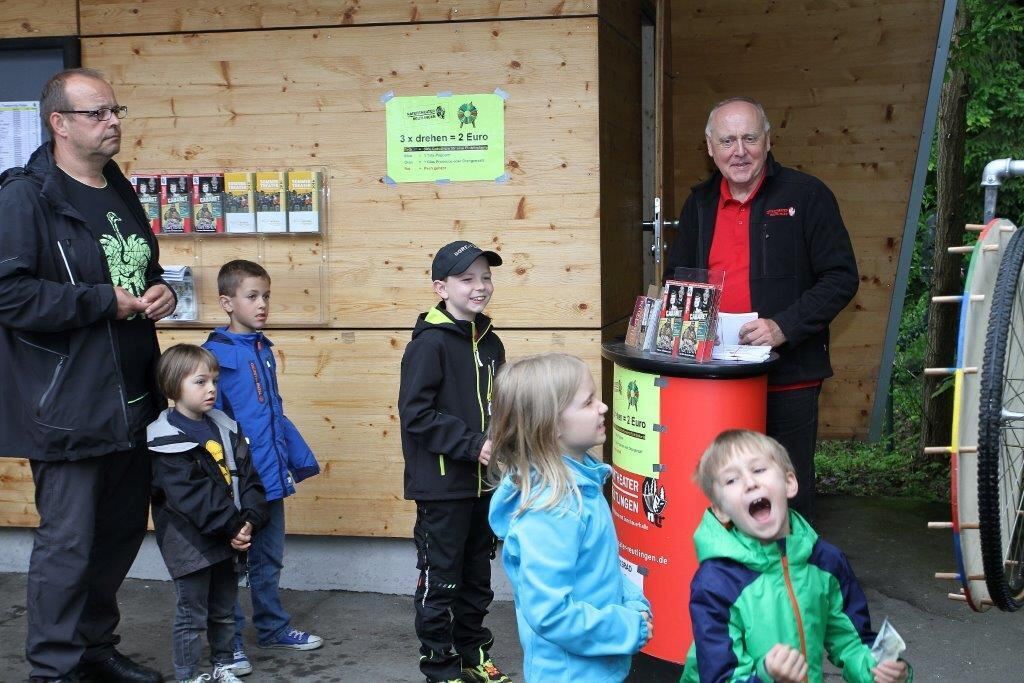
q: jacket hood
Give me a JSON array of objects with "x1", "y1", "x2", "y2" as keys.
[
  {"x1": 489, "y1": 453, "x2": 609, "y2": 538},
  {"x1": 411, "y1": 302, "x2": 493, "y2": 341},
  {"x1": 147, "y1": 408, "x2": 238, "y2": 453},
  {"x1": 206, "y1": 326, "x2": 273, "y2": 347},
  {"x1": 693, "y1": 506, "x2": 816, "y2": 573}
]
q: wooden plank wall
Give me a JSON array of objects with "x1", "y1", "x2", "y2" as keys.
[
  {"x1": 0, "y1": 1, "x2": 646, "y2": 537},
  {"x1": 671, "y1": 1, "x2": 942, "y2": 439}
]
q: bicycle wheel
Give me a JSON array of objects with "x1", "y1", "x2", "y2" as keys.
[{"x1": 978, "y1": 224, "x2": 1024, "y2": 611}]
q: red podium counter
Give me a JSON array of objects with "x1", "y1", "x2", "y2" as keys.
[{"x1": 601, "y1": 341, "x2": 775, "y2": 664}]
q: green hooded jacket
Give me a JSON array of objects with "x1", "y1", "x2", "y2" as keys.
[{"x1": 681, "y1": 509, "x2": 909, "y2": 682}]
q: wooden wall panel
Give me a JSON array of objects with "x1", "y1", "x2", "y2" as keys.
[
  {"x1": 80, "y1": 0, "x2": 596, "y2": 35},
  {"x1": 0, "y1": 0, "x2": 76, "y2": 38},
  {"x1": 83, "y1": 18, "x2": 603, "y2": 329},
  {"x1": 598, "y1": 20, "x2": 643, "y2": 327},
  {"x1": 671, "y1": 0, "x2": 942, "y2": 439},
  {"x1": 0, "y1": 329, "x2": 605, "y2": 535}
]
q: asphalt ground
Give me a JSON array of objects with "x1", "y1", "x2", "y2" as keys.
[{"x1": 0, "y1": 495, "x2": 1021, "y2": 681}]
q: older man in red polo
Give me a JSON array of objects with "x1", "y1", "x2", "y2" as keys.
[{"x1": 665, "y1": 97, "x2": 859, "y2": 522}]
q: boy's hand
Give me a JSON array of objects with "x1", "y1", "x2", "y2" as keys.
[
  {"x1": 641, "y1": 611, "x2": 653, "y2": 639},
  {"x1": 764, "y1": 644, "x2": 808, "y2": 683},
  {"x1": 231, "y1": 521, "x2": 253, "y2": 551},
  {"x1": 478, "y1": 439, "x2": 493, "y2": 466},
  {"x1": 872, "y1": 660, "x2": 908, "y2": 683}
]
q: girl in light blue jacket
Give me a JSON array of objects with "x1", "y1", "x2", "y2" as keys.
[{"x1": 487, "y1": 353, "x2": 652, "y2": 683}]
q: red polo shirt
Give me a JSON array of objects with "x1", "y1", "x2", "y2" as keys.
[
  {"x1": 709, "y1": 176, "x2": 820, "y2": 392},
  {"x1": 709, "y1": 176, "x2": 762, "y2": 313}
]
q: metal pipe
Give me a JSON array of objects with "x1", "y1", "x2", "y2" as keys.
[{"x1": 981, "y1": 158, "x2": 1024, "y2": 222}]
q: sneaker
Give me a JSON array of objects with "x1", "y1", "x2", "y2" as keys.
[
  {"x1": 212, "y1": 665, "x2": 243, "y2": 682},
  {"x1": 218, "y1": 650, "x2": 252, "y2": 677},
  {"x1": 463, "y1": 658, "x2": 512, "y2": 683},
  {"x1": 177, "y1": 675, "x2": 212, "y2": 683},
  {"x1": 257, "y1": 627, "x2": 323, "y2": 650}
]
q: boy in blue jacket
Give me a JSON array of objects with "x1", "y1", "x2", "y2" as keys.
[{"x1": 203, "y1": 260, "x2": 321, "y2": 676}]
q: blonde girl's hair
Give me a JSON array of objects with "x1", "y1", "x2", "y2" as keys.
[{"x1": 487, "y1": 352, "x2": 591, "y2": 516}]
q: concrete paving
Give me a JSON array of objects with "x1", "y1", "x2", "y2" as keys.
[{"x1": 0, "y1": 495, "x2": 1021, "y2": 681}]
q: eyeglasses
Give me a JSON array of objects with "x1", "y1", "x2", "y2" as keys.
[
  {"x1": 58, "y1": 106, "x2": 128, "y2": 121},
  {"x1": 714, "y1": 133, "x2": 763, "y2": 151}
]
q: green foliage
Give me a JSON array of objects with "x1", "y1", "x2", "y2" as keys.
[
  {"x1": 958, "y1": 0, "x2": 1024, "y2": 224},
  {"x1": 816, "y1": 0, "x2": 1024, "y2": 501}
]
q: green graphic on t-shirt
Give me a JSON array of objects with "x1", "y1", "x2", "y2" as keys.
[{"x1": 100, "y1": 211, "x2": 151, "y2": 318}]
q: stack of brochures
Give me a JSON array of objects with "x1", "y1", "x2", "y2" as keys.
[{"x1": 711, "y1": 345, "x2": 772, "y2": 362}]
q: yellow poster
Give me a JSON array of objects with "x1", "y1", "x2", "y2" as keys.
[
  {"x1": 611, "y1": 366, "x2": 662, "y2": 478},
  {"x1": 385, "y1": 94, "x2": 505, "y2": 183}
]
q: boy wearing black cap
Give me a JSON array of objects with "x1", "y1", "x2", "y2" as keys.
[{"x1": 399, "y1": 240, "x2": 511, "y2": 683}]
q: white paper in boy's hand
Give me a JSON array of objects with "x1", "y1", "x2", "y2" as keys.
[
  {"x1": 870, "y1": 618, "x2": 906, "y2": 663},
  {"x1": 717, "y1": 312, "x2": 758, "y2": 346}
]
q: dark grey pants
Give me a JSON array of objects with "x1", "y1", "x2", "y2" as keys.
[
  {"x1": 26, "y1": 446, "x2": 151, "y2": 679},
  {"x1": 767, "y1": 385, "x2": 822, "y2": 524},
  {"x1": 172, "y1": 559, "x2": 237, "y2": 680}
]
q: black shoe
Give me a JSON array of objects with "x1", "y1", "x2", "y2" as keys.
[{"x1": 78, "y1": 652, "x2": 162, "y2": 683}]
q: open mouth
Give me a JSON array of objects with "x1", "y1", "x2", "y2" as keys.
[{"x1": 748, "y1": 497, "x2": 772, "y2": 522}]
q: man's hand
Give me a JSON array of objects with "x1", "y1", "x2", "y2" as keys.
[
  {"x1": 764, "y1": 644, "x2": 808, "y2": 683},
  {"x1": 872, "y1": 660, "x2": 909, "y2": 683},
  {"x1": 231, "y1": 521, "x2": 253, "y2": 551},
  {"x1": 739, "y1": 318, "x2": 786, "y2": 348},
  {"x1": 140, "y1": 283, "x2": 176, "y2": 321},
  {"x1": 478, "y1": 439, "x2": 493, "y2": 466},
  {"x1": 113, "y1": 286, "x2": 147, "y2": 320}
]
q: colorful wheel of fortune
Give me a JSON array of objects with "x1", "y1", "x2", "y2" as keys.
[{"x1": 940, "y1": 218, "x2": 1024, "y2": 611}]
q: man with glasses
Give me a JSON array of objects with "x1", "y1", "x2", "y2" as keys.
[
  {"x1": 0, "y1": 68, "x2": 174, "y2": 682},
  {"x1": 664, "y1": 97, "x2": 859, "y2": 523}
]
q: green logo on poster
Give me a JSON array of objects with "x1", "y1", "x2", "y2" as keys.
[
  {"x1": 627, "y1": 380, "x2": 640, "y2": 410},
  {"x1": 458, "y1": 101, "x2": 478, "y2": 128}
]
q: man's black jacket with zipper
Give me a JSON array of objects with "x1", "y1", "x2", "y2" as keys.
[
  {"x1": 0, "y1": 143, "x2": 168, "y2": 460},
  {"x1": 664, "y1": 154, "x2": 859, "y2": 385},
  {"x1": 399, "y1": 303, "x2": 505, "y2": 501}
]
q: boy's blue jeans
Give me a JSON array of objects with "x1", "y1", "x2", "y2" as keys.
[{"x1": 234, "y1": 499, "x2": 291, "y2": 646}]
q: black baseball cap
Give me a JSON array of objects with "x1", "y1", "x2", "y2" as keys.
[{"x1": 431, "y1": 240, "x2": 503, "y2": 280}]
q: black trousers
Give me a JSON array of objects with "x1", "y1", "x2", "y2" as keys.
[
  {"x1": 26, "y1": 445, "x2": 151, "y2": 679},
  {"x1": 413, "y1": 496, "x2": 496, "y2": 682},
  {"x1": 767, "y1": 385, "x2": 822, "y2": 524}
]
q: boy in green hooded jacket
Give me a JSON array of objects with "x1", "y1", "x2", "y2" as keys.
[{"x1": 682, "y1": 430, "x2": 910, "y2": 683}]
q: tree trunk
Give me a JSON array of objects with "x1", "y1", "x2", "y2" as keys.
[{"x1": 922, "y1": 2, "x2": 969, "y2": 453}]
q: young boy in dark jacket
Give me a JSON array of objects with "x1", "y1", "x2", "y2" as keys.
[
  {"x1": 399, "y1": 241, "x2": 510, "y2": 683},
  {"x1": 148, "y1": 344, "x2": 269, "y2": 683}
]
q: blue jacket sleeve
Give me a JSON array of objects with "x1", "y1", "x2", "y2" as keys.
[
  {"x1": 621, "y1": 571, "x2": 651, "y2": 614},
  {"x1": 510, "y1": 505, "x2": 648, "y2": 656},
  {"x1": 281, "y1": 415, "x2": 320, "y2": 482}
]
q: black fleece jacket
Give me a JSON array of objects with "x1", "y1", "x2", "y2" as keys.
[
  {"x1": 399, "y1": 303, "x2": 505, "y2": 501},
  {"x1": 0, "y1": 143, "x2": 168, "y2": 460},
  {"x1": 665, "y1": 154, "x2": 859, "y2": 385}
]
